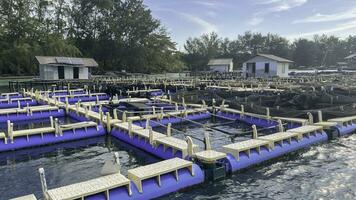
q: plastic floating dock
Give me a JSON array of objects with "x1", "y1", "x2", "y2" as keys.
[
  {"x1": 18, "y1": 158, "x2": 204, "y2": 200},
  {"x1": 0, "y1": 105, "x2": 65, "y2": 123},
  {"x1": 111, "y1": 122, "x2": 199, "y2": 160},
  {"x1": 0, "y1": 120, "x2": 105, "y2": 152},
  {"x1": 223, "y1": 125, "x2": 328, "y2": 172},
  {"x1": 0, "y1": 97, "x2": 37, "y2": 109},
  {"x1": 328, "y1": 116, "x2": 356, "y2": 136},
  {"x1": 7, "y1": 87, "x2": 356, "y2": 200}
]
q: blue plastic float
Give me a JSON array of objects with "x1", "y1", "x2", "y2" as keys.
[
  {"x1": 111, "y1": 128, "x2": 183, "y2": 160},
  {"x1": 0, "y1": 99, "x2": 38, "y2": 109},
  {"x1": 216, "y1": 111, "x2": 301, "y2": 129},
  {"x1": 0, "y1": 109, "x2": 65, "y2": 123},
  {"x1": 0, "y1": 124, "x2": 105, "y2": 152},
  {"x1": 85, "y1": 164, "x2": 204, "y2": 200},
  {"x1": 134, "y1": 112, "x2": 211, "y2": 128},
  {"x1": 224, "y1": 131, "x2": 328, "y2": 172}
]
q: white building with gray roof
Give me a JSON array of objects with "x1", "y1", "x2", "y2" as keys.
[
  {"x1": 35, "y1": 56, "x2": 98, "y2": 80},
  {"x1": 207, "y1": 58, "x2": 233, "y2": 72},
  {"x1": 242, "y1": 54, "x2": 293, "y2": 78}
]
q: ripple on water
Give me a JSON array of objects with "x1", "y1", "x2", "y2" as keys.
[{"x1": 159, "y1": 133, "x2": 356, "y2": 200}]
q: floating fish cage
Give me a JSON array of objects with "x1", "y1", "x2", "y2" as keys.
[{"x1": 4, "y1": 80, "x2": 356, "y2": 200}]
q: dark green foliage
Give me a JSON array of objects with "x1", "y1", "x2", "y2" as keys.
[
  {"x1": 0, "y1": 0, "x2": 183, "y2": 76},
  {"x1": 183, "y1": 31, "x2": 356, "y2": 70}
]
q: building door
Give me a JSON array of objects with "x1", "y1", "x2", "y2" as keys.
[
  {"x1": 252, "y1": 63, "x2": 256, "y2": 73},
  {"x1": 58, "y1": 66, "x2": 65, "y2": 79},
  {"x1": 73, "y1": 67, "x2": 79, "y2": 79}
]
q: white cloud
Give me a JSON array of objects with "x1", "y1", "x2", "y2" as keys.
[
  {"x1": 248, "y1": 0, "x2": 308, "y2": 26},
  {"x1": 193, "y1": 1, "x2": 217, "y2": 7},
  {"x1": 179, "y1": 12, "x2": 218, "y2": 33},
  {"x1": 294, "y1": 7, "x2": 356, "y2": 23},
  {"x1": 256, "y1": 0, "x2": 307, "y2": 12},
  {"x1": 153, "y1": 8, "x2": 218, "y2": 34},
  {"x1": 287, "y1": 20, "x2": 356, "y2": 38},
  {"x1": 248, "y1": 17, "x2": 264, "y2": 26}
]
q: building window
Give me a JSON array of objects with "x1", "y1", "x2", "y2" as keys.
[{"x1": 264, "y1": 63, "x2": 269, "y2": 73}]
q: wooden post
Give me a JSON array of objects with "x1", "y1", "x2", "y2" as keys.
[
  {"x1": 39, "y1": 168, "x2": 49, "y2": 200},
  {"x1": 9, "y1": 122, "x2": 14, "y2": 143},
  {"x1": 65, "y1": 97, "x2": 69, "y2": 113},
  {"x1": 307, "y1": 112, "x2": 313, "y2": 124},
  {"x1": 149, "y1": 127, "x2": 154, "y2": 145},
  {"x1": 113, "y1": 152, "x2": 121, "y2": 173},
  {"x1": 252, "y1": 125, "x2": 258, "y2": 139},
  {"x1": 146, "y1": 119, "x2": 150, "y2": 129},
  {"x1": 122, "y1": 111, "x2": 127, "y2": 122},
  {"x1": 75, "y1": 103, "x2": 79, "y2": 115},
  {"x1": 55, "y1": 118, "x2": 59, "y2": 136},
  {"x1": 278, "y1": 119, "x2": 284, "y2": 132},
  {"x1": 152, "y1": 106, "x2": 156, "y2": 115},
  {"x1": 106, "y1": 112, "x2": 111, "y2": 132},
  {"x1": 50, "y1": 116, "x2": 54, "y2": 128},
  {"x1": 318, "y1": 111, "x2": 323, "y2": 122},
  {"x1": 113, "y1": 109, "x2": 118, "y2": 120},
  {"x1": 160, "y1": 107, "x2": 164, "y2": 120},
  {"x1": 167, "y1": 123, "x2": 172, "y2": 137},
  {"x1": 204, "y1": 132, "x2": 212, "y2": 150},
  {"x1": 186, "y1": 136, "x2": 194, "y2": 157}
]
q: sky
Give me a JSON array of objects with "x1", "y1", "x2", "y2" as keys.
[{"x1": 143, "y1": 0, "x2": 356, "y2": 50}]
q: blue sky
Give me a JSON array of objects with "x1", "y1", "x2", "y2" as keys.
[{"x1": 143, "y1": 0, "x2": 356, "y2": 49}]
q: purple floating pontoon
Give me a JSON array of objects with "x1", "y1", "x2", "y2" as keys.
[
  {"x1": 56, "y1": 94, "x2": 110, "y2": 104},
  {"x1": 335, "y1": 123, "x2": 356, "y2": 136},
  {"x1": 111, "y1": 128, "x2": 184, "y2": 160},
  {"x1": 0, "y1": 100, "x2": 38, "y2": 109},
  {"x1": 0, "y1": 109, "x2": 65, "y2": 123},
  {"x1": 224, "y1": 131, "x2": 328, "y2": 173},
  {"x1": 134, "y1": 112, "x2": 211, "y2": 128},
  {"x1": 0, "y1": 125, "x2": 106, "y2": 152},
  {"x1": 85, "y1": 164, "x2": 204, "y2": 200},
  {"x1": 216, "y1": 111, "x2": 301, "y2": 129}
]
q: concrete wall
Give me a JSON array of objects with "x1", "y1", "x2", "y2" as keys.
[
  {"x1": 209, "y1": 65, "x2": 229, "y2": 72},
  {"x1": 39, "y1": 64, "x2": 90, "y2": 80},
  {"x1": 209, "y1": 62, "x2": 233, "y2": 72},
  {"x1": 64, "y1": 66, "x2": 73, "y2": 79},
  {"x1": 39, "y1": 64, "x2": 57, "y2": 80},
  {"x1": 242, "y1": 56, "x2": 289, "y2": 78},
  {"x1": 79, "y1": 67, "x2": 89, "y2": 79},
  {"x1": 276, "y1": 62, "x2": 289, "y2": 77}
]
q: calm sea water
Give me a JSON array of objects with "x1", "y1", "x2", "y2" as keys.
[{"x1": 1, "y1": 118, "x2": 355, "y2": 200}]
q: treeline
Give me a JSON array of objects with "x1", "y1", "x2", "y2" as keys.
[
  {"x1": 183, "y1": 32, "x2": 356, "y2": 71},
  {"x1": 1, "y1": 1, "x2": 356, "y2": 76},
  {"x1": 0, "y1": 0, "x2": 183, "y2": 75}
]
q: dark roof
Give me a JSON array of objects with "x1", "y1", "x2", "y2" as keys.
[
  {"x1": 208, "y1": 58, "x2": 233, "y2": 66},
  {"x1": 256, "y1": 54, "x2": 293, "y2": 63},
  {"x1": 345, "y1": 54, "x2": 356, "y2": 59},
  {"x1": 35, "y1": 56, "x2": 98, "y2": 67}
]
